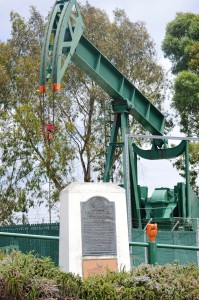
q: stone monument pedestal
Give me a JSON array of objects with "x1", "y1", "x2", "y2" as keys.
[{"x1": 59, "y1": 182, "x2": 130, "y2": 276}]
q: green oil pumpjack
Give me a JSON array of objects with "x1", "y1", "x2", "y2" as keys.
[{"x1": 39, "y1": 0, "x2": 199, "y2": 230}]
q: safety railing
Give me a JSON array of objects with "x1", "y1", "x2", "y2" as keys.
[
  {"x1": 1, "y1": 227, "x2": 199, "y2": 266},
  {"x1": 0, "y1": 232, "x2": 59, "y2": 240}
]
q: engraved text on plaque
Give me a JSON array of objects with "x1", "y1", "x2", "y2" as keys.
[{"x1": 81, "y1": 196, "x2": 117, "y2": 256}]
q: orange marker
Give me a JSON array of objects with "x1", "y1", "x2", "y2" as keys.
[
  {"x1": 146, "y1": 223, "x2": 158, "y2": 242},
  {"x1": 52, "y1": 83, "x2": 61, "y2": 91}
]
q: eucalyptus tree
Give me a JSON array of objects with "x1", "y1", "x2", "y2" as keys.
[
  {"x1": 162, "y1": 12, "x2": 199, "y2": 195},
  {"x1": 0, "y1": 7, "x2": 75, "y2": 223}
]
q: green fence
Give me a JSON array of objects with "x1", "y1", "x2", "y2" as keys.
[
  {"x1": 132, "y1": 228, "x2": 198, "y2": 266},
  {"x1": 0, "y1": 223, "x2": 198, "y2": 267},
  {"x1": 0, "y1": 223, "x2": 59, "y2": 265}
]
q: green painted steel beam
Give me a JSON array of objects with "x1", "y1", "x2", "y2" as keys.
[
  {"x1": 175, "y1": 183, "x2": 187, "y2": 218},
  {"x1": 129, "y1": 141, "x2": 142, "y2": 227},
  {"x1": 40, "y1": 0, "x2": 65, "y2": 88},
  {"x1": 72, "y1": 35, "x2": 165, "y2": 136},
  {"x1": 52, "y1": 0, "x2": 84, "y2": 86},
  {"x1": 103, "y1": 114, "x2": 121, "y2": 182},
  {"x1": 132, "y1": 140, "x2": 186, "y2": 160},
  {"x1": 0, "y1": 232, "x2": 59, "y2": 240},
  {"x1": 185, "y1": 141, "x2": 190, "y2": 218},
  {"x1": 39, "y1": 0, "x2": 84, "y2": 91},
  {"x1": 121, "y1": 113, "x2": 130, "y2": 190}
]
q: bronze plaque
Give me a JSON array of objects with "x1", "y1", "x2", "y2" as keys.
[
  {"x1": 81, "y1": 196, "x2": 117, "y2": 256},
  {"x1": 82, "y1": 258, "x2": 118, "y2": 277}
]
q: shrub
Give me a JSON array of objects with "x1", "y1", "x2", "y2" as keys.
[{"x1": 0, "y1": 252, "x2": 199, "y2": 299}]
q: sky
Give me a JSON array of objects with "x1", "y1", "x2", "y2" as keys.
[
  {"x1": 0, "y1": 0, "x2": 198, "y2": 57},
  {"x1": 0, "y1": 1, "x2": 198, "y2": 220}
]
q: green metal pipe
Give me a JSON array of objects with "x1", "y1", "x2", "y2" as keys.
[
  {"x1": 185, "y1": 141, "x2": 190, "y2": 217},
  {"x1": 157, "y1": 244, "x2": 199, "y2": 251},
  {"x1": 129, "y1": 242, "x2": 149, "y2": 247},
  {"x1": 0, "y1": 232, "x2": 59, "y2": 240},
  {"x1": 129, "y1": 242, "x2": 199, "y2": 251},
  {"x1": 148, "y1": 242, "x2": 157, "y2": 265}
]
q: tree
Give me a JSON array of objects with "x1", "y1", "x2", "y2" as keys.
[
  {"x1": 162, "y1": 12, "x2": 199, "y2": 195},
  {"x1": 0, "y1": 8, "x2": 75, "y2": 224},
  {"x1": 173, "y1": 71, "x2": 199, "y2": 136},
  {"x1": 162, "y1": 13, "x2": 199, "y2": 74}
]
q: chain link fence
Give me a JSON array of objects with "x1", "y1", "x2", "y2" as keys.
[
  {"x1": 0, "y1": 223, "x2": 59, "y2": 265},
  {"x1": 131, "y1": 219, "x2": 199, "y2": 266}
]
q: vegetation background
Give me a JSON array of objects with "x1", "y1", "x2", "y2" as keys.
[{"x1": 0, "y1": 251, "x2": 199, "y2": 299}]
